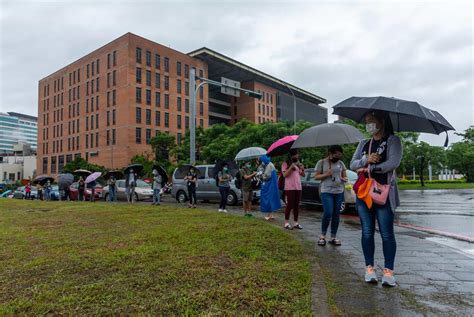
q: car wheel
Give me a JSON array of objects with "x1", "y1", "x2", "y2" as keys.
[
  {"x1": 227, "y1": 191, "x2": 238, "y2": 206},
  {"x1": 176, "y1": 190, "x2": 187, "y2": 203}
]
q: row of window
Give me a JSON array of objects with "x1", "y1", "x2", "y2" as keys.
[
  {"x1": 258, "y1": 90, "x2": 274, "y2": 105},
  {"x1": 258, "y1": 103, "x2": 274, "y2": 117},
  {"x1": 43, "y1": 154, "x2": 80, "y2": 174},
  {"x1": 69, "y1": 68, "x2": 81, "y2": 87},
  {"x1": 53, "y1": 77, "x2": 64, "y2": 94},
  {"x1": 86, "y1": 59, "x2": 101, "y2": 79},
  {"x1": 53, "y1": 93, "x2": 64, "y2": 108}
]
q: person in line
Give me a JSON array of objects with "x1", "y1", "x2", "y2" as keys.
[
  {"x1": 89, "y1": 180, "x2": 96, "y2": 202},
  {"x1": 350, "y1": 110, "x2": 402, "y2": 287},
  {"x1": 218, "y1": 163, "x2": 232, "y2": 213},
  {"x1": 37, "y1": 183, "x2": 43, "y2": 201},
  {"x1": 259, "y1": 155, "x2": 281, "y2": 220},
  {"x1": 152, "y1": 169, "x2": 162, "y2": 206},
  {"x1": 107, "y1": 175, "x2": 117, "y2": 202},
  {"x1": 281, "y1": 149, "x2": 305, "y2": 230},
  {"x1": 25, "y1": 182, "x2": 32, "y2": 200},
  {"x1": 44, "y1": 180, "x2": 52, "y2": 201},
  {"x1": 240, "y1": 161, "x2": 257, "y2": 217},
  {"x1": 78, "y1": 176, "x2": 85, "y2": 202},
  {"x1": 185, "y1": 167, "x2": 198, "y2": 208},
  {"x1": 125, "y1": 168, "x2": 138, "y2": 203},
  {"x1": 315, "y1": 145, "x2": 348, "y2": 246},
  {"x1": 64, "y1": 183, "x2": 70, "y2": 201}
]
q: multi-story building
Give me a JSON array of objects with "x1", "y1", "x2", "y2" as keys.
[
  {"x1": 37, "y1": 33, "x2": 326, "y2": 175},
  {"x1": 0, "y1": 112, "x2": 38, "y2": 154},
  {"x1": 37, "y1": 33, "x2": 208, "y2": 174}
]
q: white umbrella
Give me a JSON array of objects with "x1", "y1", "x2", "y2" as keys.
[
  {"x1": 235, "y1": 147, "x2": 267, "y2": 161},
  {"x1": 85, "y1": 172, "x2": 102, "y2": 184}
]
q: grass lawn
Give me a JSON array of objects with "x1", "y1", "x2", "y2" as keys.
[
  {"x1": 0, "y1": 200, "x2": 312, "y2": 315},
  {"x1": 398, "y1": 183, "x2": 474, "y2": 190}
]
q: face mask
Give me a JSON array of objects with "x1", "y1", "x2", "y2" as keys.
[
  {"x1": 330, "y1": 157, "x2": 339, "y2": 163},
  {"x1": 366, "y1": 123, "x2": 379, "y2": 135},
  {"x1": 291, "y1": 157, "x2": 298, "y2": 163},
  {"x1": 223, "y1": 167, "x2": 228, "y2": 172},
  {"x1": 246, "y1": 163, "x2": 252, "y2": 168}
]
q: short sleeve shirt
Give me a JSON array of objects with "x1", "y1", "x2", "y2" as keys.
[{"x1": 315, "y1": 159, "x2": 347, "y2": 194}]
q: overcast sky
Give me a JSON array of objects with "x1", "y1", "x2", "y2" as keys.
[{"x1": 0, "y1": 0, "x2": 472, "y2": 145}]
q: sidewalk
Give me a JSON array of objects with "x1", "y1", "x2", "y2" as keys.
[{"x1": 164, "y1": 199, "x2": 474, "y2": 316}]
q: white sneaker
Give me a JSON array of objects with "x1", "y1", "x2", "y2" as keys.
[
  {"x1": 218, "y1": 209, "x2": 223, "y2": 212},
  {"x1": 223, "y1": 209, "x2": 228, "y2": 213}
]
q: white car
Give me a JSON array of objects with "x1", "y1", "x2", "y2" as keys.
[{"x1": 101, "y1": 179, "x2": 154, "y2": 201}]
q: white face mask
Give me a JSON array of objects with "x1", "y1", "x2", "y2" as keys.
[{"x1": 366, "y1": 123, "x2": 379, "y2": 135}]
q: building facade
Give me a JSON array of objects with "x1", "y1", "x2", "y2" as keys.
[
  {"x1": 37, "y1": 33, "x2": 208, "y2": 174},
  {"x1": 0, "y1": 112, "x2": 38, "y2": 153},
  {"x1": 37, "y1": 33, "x2": 326, "y2": 175}
]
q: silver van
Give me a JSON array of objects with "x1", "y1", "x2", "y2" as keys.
[{"x1": 171, "y1": 164, "x2": 260, "y2": 206}]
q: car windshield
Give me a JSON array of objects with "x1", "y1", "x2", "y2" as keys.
[{"x1": 136, "y1": 180, "x2": 151, "y2": 188}]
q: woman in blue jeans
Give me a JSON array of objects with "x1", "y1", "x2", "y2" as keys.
[
  {"x1": 315, "y1": 145, "x2": 348, "y2": 246},
  {"x1": 218, "y1": 163, "x2": 232, "y2": 212},
  {"x1": 351, "y1": 110, "x2": 402, "y2": 287}
]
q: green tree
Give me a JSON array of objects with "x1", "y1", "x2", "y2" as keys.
[
  {"x1": 150, "y1": 131, "x2": 177, "y2": 163},
  {"x1": 447, "y1": 126, "x2": 474, "y2": 182}
]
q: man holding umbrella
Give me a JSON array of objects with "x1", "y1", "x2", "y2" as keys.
[
  {"x1": 125, "y1": 168, "x2": 138, "y2": 203},
  {"x1": 240, "y1": 161, "x2": 257, "y2": 217}
]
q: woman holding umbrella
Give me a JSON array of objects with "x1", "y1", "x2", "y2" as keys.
[
  {"x1": 350, "y1": 110, "x2": 402, "y2": 287},
  {"x1": 258, "y1": 155, "x2": 281, "y2": 220},
  {"x1": 281, "y1": 149, "x2": 305, "y2": 230},
  {"x1": 78, "y1": 176, "x2": 85, "y2": 201}
]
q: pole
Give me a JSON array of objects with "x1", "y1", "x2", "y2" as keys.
[
  {"x1": 190, "y1": 68, "x2": 196, "y2": 165},
  {"x1": 286, "y1": 85, "x2": 297, "y2": 134}
]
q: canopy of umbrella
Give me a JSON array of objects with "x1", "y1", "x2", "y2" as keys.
[
  {"x1": 124, "y1": 164, "x2": 144, "y2": 175},
  {"x1": 32, "y1": 175, "x2": 55, "y2": 186},
  {"x1": 333, "y1": 96, "x2": 454, "y2": 145},
  {"x1": 235, "y1": 147, "x2": 267, "y2": 161},
  {"x1": 103, "y1": 170, "x2": 124, "y2": 180},
  {"x1": 85, "y1": 172, "x2": 102, "y2": 184},
  {"x1": 56, "y1": 173, "x2": 74, "y2": 189},
  {"x1": 292, "y1": 123, "x2": 365, "y2": 149},
  {"x1": 266, "y1": 135, "x2": 299, "y2": 157},
  {"x1": 174, "y1": 164, "x2": 201, "y2": 179},
  {"x1": 213, "y1": 159, "x2": 239, "y2": 177},
  {"x1": 73, "y1": 169, "x2": 92, "y2": 179}
]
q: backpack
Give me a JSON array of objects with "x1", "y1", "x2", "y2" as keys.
[{"x1": 235, "y1": 170, "x2": 242, "y2": 189}]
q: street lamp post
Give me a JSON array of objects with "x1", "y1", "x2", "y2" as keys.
[
  {"x1": 189, "y1": 71, "x2": 262, "y2": 165},
  {"x1": 286, "y1": 84, "x2": 297, "y2": 134}
]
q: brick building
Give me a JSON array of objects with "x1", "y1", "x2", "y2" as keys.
[{"x1": 37, "y1": 33, "x2": 326, "y2": 174}]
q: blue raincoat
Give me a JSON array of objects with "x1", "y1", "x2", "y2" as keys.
[{"x1": 259, "y1": 155, "x2": 282, "y2": 213}]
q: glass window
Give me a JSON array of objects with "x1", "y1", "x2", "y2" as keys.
[
  {"x1": 146, "y1": 89, "x2": 151, "y2": 105},
  {"x1": 155, "y1": 111, "x2": 161, "y2": 126},
  {"x1": 136, "y1": 87, "x2": 142, "y2": 103},
  {"x1": 136, "y1": 67, "x2": 142, "y2": 83},
  {"x1": 177, "y1": 62, "x2": 181, "y2": 76},
  {"x1": 155, "y1": 92, "x2": 161, "y2": 107},
  {"x1": 155, "y1": 54, "x2": 160, "y2": 69},
  {"x1": 135, "y1": 127, "x2": 141, "y2": 144},
  {"x1": 146, "y1": 50, "x2": 151, "y2": 66},
  {"x1": 177, "y1": 97, "x2": 182, "y2": 111},
  {"x1": 146, "y1": 109, "x2": 151, "y2": 125},
  {"x1": 136, "y1": 107, "x2": 142, "y2": 123},
  {"x1": 136, "y1": 47, "x2": 142, "y2": 63},
  {"x1": 146, "y1": 129, "x2": 151, "y2": 144},
  {"x1": 155, "y1": 73, "x2": 160, "y2": 89},
  {"x1": 164, "y1": 94, "x2": 169, "y2": 108},
  {"x1": 164, "y1": 112, "x2": 169, "y2": 128},
  {"x1": 164, "y1": 57, "x2": 169, "y2": 72},
  {"x1": 146, "y1": 70, "x2": 151, "y2": 86},
  {"x1": 177, "y1": 114, "x2": 182, "y2": 129}
]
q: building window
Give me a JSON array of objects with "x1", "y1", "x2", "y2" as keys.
[
  {"x1": 271, "y1": 107, "x2": 273, "y2": 117},
  {"x1": 164, "y1": 76, "x2": 169, "y2": 90},
  {"x1": 107, "y1": 130, "x2": 110, "y2": 145},
  {"x1": 136, "y1": 87, "x2": 142, "y2": 103},
  {"x1": 85, "y1": 134, "x2": 89, "y2": 148},
  {"x1": 96, "y1": 59, "x2": 100, "y2": 74},
  {"x1": 185, "y1": 116, "x2": 189, "y2": 129},
  {"x1": 96, "y1": 96, "x2": 99, "y2": 110},
  {"x1": 112, "y1": 90, "x2": 116, "y2": 105},
  {"x1": 77, "y1": 69, "x2": 81, "y2": 82},
  {"x1": 155, "y1": 92, "x2": 161, "y2": 107},
  {"x1": 136, "y1": 47, "x2": 142, "y2": 64},
  {"x1": 155, "y1": 54, "x2": 160, "y2": 69},
  {"x1": 146, "y1": 129, "x2": 151, "y2": 144},
  {"x1": 107, "y1": 53, "x2": 111, "y2": 69},
  {"x1": 184, "y1": 64, "x2": 189, "y2": 77},
  {"x1": 177, "y1": 62, "x2": 181, "y2": 76},
  {"x1": 164, "y1": 94, "x2": 169, "y2": 108},
  {"x1": 136, "y1": 67, "x2": 142, "y2": 83},
  {"x1": 177, "y1": 79, "x2": 182, "y2": 94},
  {"x1": 113, "y1": 70, "x2": 116, "y2": 86},
  {"x1": 43, "y1": 157, "x2": 48, "y2": 174},
  {"x1": 177, "y1": 133, "x2": 182, "y2": 144},
  {"x1": 96, "y1": 132, "x2": 99, "y2": 147},
  {"x1": 200, "y1": 102, "x2": 204, "y2": 115},
  {"x1": 86, "y1": 82, "x2": 89, "y2": 96},
  {"x1": 199, "y1": 86, "x2": 203, "y2": 99},
  {"x1": 146, "y1": 109, "x2": 151, "y2": 125},
  {"x1": 177, "y1": 97, "x2": 182, "y2": 111},
  {"x1": 135, "y1": 127, "x2": 141, "y2": 144},
  {"x1": 155, "y1": 111, "x2": 161, "y2": 126},
  {"x1": 112, "y1": 109, "x2": 116, "y2": 125},
  {"x1": 146, "y1": 70, "x2": 151, "y2": 86},
  {"x1": 155, "y1": 73, "x2": 160, "y2": 89},
  {"x1": 87, "y1": 64, "x2": 90, "y2": 78},
  {"x1": 86, "y1": 116, "x2": 89, "y2": 131},
  {"x1": 164, "y1": 57, "x2": 169, "y2": 72},
  {"x1": 112, "y1": 129, "x2": 116, "y2": 145},
  {"x1": 136, "y1": 107, "x2": 142, "y2": 123},
  {"x1": 91, "y1": 115, "x2": 94, "y2": 130},
  {"x1": 185, "y1": 82, "x2": 189, "y2": 96},
  {"x1": 107, "y1": 92, "x2": 110, "y2": 107},
  {"x1": 146, "y1": 89, "x2": 151, "y2": 105},
  {"x1": 258, "y1": 104, "x2": 261, "y2": 114},
  {"x1": 177, "y1": 114, "x2": 182, "y2": 129},
  {"x1": 146, "y1": 50, "x2": 151, "y2": 67},
  {"x1": 113, "y1": 50, "x2": 117, "y2": 66},
  {"x1": 200, "y1": 119, "x2": 204, "y2": 127},
  {"x1": 96, "y1": 113, "x2": 99, "y2": 129},
  {"x1": 199, "y1": 69, "x2": 203, "y2": 77},
  {"x1": 107, "y1": 110, "x2": 110, "y2": 126},
  {"x1": 164, "y1": 112, "x2": 169, "y2": 128},
  {"x1": 185, "y1": 99, "x2": 189, "y2": 113},
  {"x1": 107, "y1": 73, "x2": 111, "y2": 88}
]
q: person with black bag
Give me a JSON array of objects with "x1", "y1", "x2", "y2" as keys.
[{"x1": 185, "y1": 167, "x2": 198, "y2": 208}]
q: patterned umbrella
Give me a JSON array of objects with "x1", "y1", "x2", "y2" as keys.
[{"x1": 85, "y1": 172, "x2": 102, "y2": 184}]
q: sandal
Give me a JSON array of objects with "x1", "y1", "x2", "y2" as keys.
[
  {"x1": 284, "y1": 224, "x2": 293, "y2": 230},
  {"x1": 293, "y1": 224, "x2": 303, "y2": 230},
  {"x1": 329, "y1": 238, "x2": 342, "y2": 246},
  {"x1": 318, "y1": 237, "x2": 326, "y2": 246}
]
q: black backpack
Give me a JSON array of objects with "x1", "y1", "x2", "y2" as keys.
[{"x1": 235, "y1": 170, "x2": 242, "y2": 189}]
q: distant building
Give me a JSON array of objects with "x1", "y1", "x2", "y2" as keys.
[
  {"x1": 0, "y1": 144, "x2": 36, "y2": 183},
  {"x1": 0, "y1": 112, "x2": 38, "y2": 154}
]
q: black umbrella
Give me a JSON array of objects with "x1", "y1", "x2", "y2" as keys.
[
  {"x1": 152, "y1": 164, "x2": 169, "y2": 184},
  {"x1": 56, "y1": 173, "x2": 74, "y2": 189},
  {"x1": 33, "y1": 175, "x2": 54, "y2": 185},
  {"x1": 212, "y1": 159, "x2": 239, "y2": 177},
  {"x1": 332, "y1": 97, "x2": 455, "y2": 145},
  {"x1": 174, "y1": 165, "x2": 201, "y2": 179},
  {"x1": 103, "y1": 170, "x2": 124, "y2": 180},
  {"x1": 124, "y1": 164, "x2": 143, "y2": 175},
  {"x1": 73, "y1": 169, "x2": 92, "y2": 178},
  {"x1": 292, "y1": 123, "x2": 365, "y2": 149}
]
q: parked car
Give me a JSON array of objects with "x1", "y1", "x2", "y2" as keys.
[
  {"x1": 69, "y1": 182, "x2": 103, "y2": 201},
  {"x1": 300, "y1": 168, "x2": 357, "y2": 212},
  {"x1": 101, "y1": 179, "x2": 153, "y2": 201},
  {"x1": 171, "y1": 165, "x2": 260, "y2": 206},
  {"x1": 0, "y1": 190, "x2": 13, "y2": 198},
  {"x1": 12, "y1": 186, "x2": 38, "y2": 199}
]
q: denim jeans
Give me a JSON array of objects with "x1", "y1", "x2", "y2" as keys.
[
  {"x1": 219, "y1": 186, "x2": 230, "y2": 209},
  {"x1": 320, "y1": 192, "x2": 344, "y2": 237},
  {"x1": 188, "y1": 186, "x2": 197, "y2": 205},
  {"x1": 153, "y1": 188, "x2": 161, "y2": 204},
  {"x1": 356, "y1": 198, "x2": 397, "y2": 270},
  {"x1": 109, "y1": 186, "x2": 116, "y2": 202}
]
